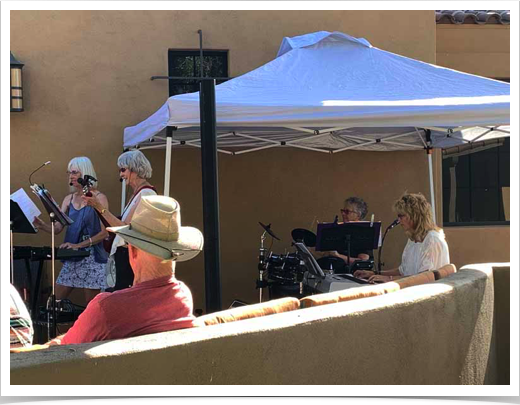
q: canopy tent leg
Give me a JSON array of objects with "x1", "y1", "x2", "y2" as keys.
[
  {"x1": 164, "y1": 127, "x2": 173, "y2": 196},
  {"x1": 420, "y1": 128, "x2": 437, "y2": 224},
  {"x1": 427, "y1": 149, "x2": 437, "y2": 224}
]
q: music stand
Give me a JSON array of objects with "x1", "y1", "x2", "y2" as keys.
[
  {"x1": 10, "y1": 200, "x2": 37, "y2": 286},
  {"x1": 293, "y1": 242, "x2": 325, "y2": 279},
  {"x1": 316, "y1": 222, "x2": 381, "y2": 273},
  {"x1": 31, "y1": 184, "x2": 73, "y2": 339}
]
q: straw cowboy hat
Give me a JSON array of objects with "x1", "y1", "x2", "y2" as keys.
[{"x1": 107, "y1": 195, "x2": 203, "y2": 261}]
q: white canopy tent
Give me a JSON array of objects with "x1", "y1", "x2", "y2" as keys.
[{"x1": 124, "y1": 31, "x2": 510, "y2": 220}]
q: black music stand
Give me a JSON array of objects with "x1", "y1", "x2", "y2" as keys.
[
  {"x1": 10, "y1": 200, "x2": 37, "y2": 294},
  {"x1": 10, "y1": 200, "x2": 37, "y2": 234},
  {"x1": 31, "y1": 184, "x2": 73, "y2": 340},
  {"x1": 316, "y1": 221, "x2": 381, "y2": 273}
]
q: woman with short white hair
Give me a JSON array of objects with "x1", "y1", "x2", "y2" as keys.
[
  {"x1": 33, "y1": 156, "x2": 109, "y2": 303},
  {"x1": 83, "y1": 150, "x2": 157, "y2": 291}
]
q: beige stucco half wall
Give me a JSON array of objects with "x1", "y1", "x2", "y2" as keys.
[{"x1": 11, "y1": 264, "x2": 508, "y2": 385}]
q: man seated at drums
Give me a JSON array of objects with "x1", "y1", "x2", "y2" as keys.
[
  {"x1": 48, "y1": 195, "x2": 204, "y2": 345},
  {"x1": 313, "y1": 196, "x2": 373, "y2": 272}
]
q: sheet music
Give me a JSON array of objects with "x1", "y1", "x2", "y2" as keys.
[{"x1": 10, "y1": 188, "x2": 41, "y2": 229}]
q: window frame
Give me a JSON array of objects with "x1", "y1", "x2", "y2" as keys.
[
  {"x1": 442, "y1": 138, "x2": 510, "y2": 227},
  {"x1": 167, "y1": 48, "x2": 229, "y2": 97}
]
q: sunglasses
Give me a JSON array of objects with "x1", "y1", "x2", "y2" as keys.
[
  {"x1": 119, "y1": 168, "x2": 127, "y2": 173},
  {"x1": 397, "y1": 214, "x2": 407, "y2": 219}
]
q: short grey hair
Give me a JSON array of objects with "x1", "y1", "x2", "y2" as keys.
[
  {"x1": 117, "y1": 150, "x2": 152, "y2": 179},
  {"x1": 344, "y1": 196, "x2": 368, "y2": 220}
]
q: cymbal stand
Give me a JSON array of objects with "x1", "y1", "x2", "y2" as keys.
[{"x1": 258, "y1": 231, "x2": 268, "y2": 303}]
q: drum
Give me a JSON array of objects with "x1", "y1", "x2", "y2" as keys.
[
  {"x1": 268, "y1": 282, "x2": 304, "y2": 300},
  {"x1": 266, "y1": 253, "x2": 301, "y2": 283}
]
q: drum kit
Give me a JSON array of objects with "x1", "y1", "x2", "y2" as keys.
[{"x1": 256, "y1": 222, "x2": 374, "y2": 301}]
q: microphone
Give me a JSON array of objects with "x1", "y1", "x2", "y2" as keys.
[
  {"x1": 388, "y1": 218, "x2": 400, "y2": 230},
  {"x1": 29, "y1": 161, "x2": 51, "y2": 185}
]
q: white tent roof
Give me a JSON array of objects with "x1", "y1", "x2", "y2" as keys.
[{"x1": 124, "y1": 31, "x2": 510, "y2": 154}]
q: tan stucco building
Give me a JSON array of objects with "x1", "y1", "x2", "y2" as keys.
[{"x1": 10, "y1": 10, "x2": 510, "y2": 312}]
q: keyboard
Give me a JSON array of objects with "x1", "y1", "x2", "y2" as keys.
[
  {"x1": 13, "y1": 246, "x2": 90, "y2": 261},
  {"x1": 333, "y1": 273, "x2": 371, "y2": 284}
]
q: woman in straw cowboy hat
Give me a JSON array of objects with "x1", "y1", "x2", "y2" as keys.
[
  {"x1": 51, "y1": 195, "x2": 203, "y2": 345},
  {"x1": 354, "y1": 192, "x2": 450, "y2": 283}
]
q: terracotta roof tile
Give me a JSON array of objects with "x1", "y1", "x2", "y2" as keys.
[{"x1": 435, "y1": 10, "x2": 510, "y2": 25}]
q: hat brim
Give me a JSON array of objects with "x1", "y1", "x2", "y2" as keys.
[{"x1": 107, "y1": 224, "x2": 204, "y2": 262}]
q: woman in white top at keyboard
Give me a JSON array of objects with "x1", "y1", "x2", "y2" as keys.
[{"x1": 354, "y1": 193, "x2": 450, "y2": 283}]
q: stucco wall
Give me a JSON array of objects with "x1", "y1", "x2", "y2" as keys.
[
  {"x1": 10, "y1": 264, "x2": 501, "y2": 385},
  {"x1": 10, "y1": 10, "x2": 438, "y2": 310},
  {"x1": 436, "y1": 25, "x2": 510, "y2": 78},
  {"x1": 445, "y1": 226, "x2": 510, "y2": 271}
]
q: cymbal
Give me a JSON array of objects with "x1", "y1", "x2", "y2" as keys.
[
  {"x1": 291, "y1": 228, "x2": 316, "y2": 247},
  {"x1": 259, "y1": 222, "x2": 281, "y2": 241}
]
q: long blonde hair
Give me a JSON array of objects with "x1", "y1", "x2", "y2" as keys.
[{"x1": 393, "y1": 193, "x2": 440, "y2": 242}]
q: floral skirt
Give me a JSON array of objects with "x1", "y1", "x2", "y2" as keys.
[{"x1": 57, "y1": 248, "x2": 106, "y2": 290}]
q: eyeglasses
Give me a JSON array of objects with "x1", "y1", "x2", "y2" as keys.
[
  {"x1": 66, "y1": 170, "x2": 80, "y2": 176},
  {"x1": 340, "y1": 209, "x2": 357, "y2": 215},
  {"x1": 119, "y1": 168, "x2": 127, "y2": 173}
]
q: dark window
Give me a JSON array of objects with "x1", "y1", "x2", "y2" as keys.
[
  {"x1": 442, "y1": 137, "x2": 510, "y2": 226},
  {"x1": 168, "y1": 50, "x2": 229, "y2": 97}
]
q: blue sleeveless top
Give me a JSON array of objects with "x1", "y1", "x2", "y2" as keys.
[{"x1": 63, "y1": 202, "x2": 108, "y2": 264}]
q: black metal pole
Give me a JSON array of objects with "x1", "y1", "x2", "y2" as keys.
[
  {"x1": 198, "y1": 30, "x2": 204, "y2": 78},
  {"x1": 199, "y1": 78, "x2": 222, "y2": 313}
]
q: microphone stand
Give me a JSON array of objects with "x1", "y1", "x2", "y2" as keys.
[
  {"x1": 344, "y1": 234, "x2": 351, "y2": 274},
  {"x1": 377, "y1": 221, "x2": 399, "y2": 275},
  {"x1": 47, "y1": 213, "x2": 58, "y2": 340}
]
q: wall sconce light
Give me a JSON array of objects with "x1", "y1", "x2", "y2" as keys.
[{"x1": 10, "y1": 52, "x2": 24, "y2": 112}]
